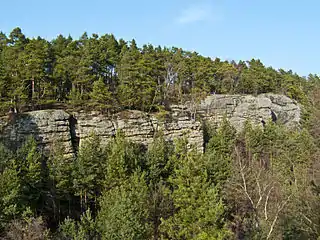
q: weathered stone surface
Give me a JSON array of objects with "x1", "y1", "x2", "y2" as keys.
[
  {"x1": 0, "y1": 110, "x2": 73, "y2": 155},
  {"x1": 196, "y1": 93, "x2": 301, "y2": 131},
  {"x1": 75, "y1": 109, "x2": 203, "y2": 151},
  {"x1": 0, "y1": 94, "x2": 301, "y2": 155}
]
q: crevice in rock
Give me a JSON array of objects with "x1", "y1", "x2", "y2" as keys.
[
  {"x1": 68, "y1": 115, "x2": 79, "y2": 156},
  {"x1": 110, "y1": 118, "x2": 117, "y2": 138},
  {"x1": 145, "y1": 114, "x2": 156, "y2": 138},
  {"x1": 271, "y1": 110, "x2": 277, "y2": 122}
]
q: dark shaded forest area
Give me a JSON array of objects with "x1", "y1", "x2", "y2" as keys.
[{"x1": 1, "y1": 28, "x2": 320, "y2": 239}]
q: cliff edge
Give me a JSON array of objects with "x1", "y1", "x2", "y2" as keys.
[{"x1": 0, "y1": 94, "x2": 301, "y2": 155}]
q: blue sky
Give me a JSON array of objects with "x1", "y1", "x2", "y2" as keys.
[{"x1": 1, "y1": 0, "x2": 319, "y2": 76}]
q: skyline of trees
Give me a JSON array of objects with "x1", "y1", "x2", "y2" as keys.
[{"x1": 1, "y1": 27, "x2": 319, "y2": 114}]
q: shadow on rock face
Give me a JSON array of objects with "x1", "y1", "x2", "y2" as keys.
[
  {"x1": 69, "y1": 115, "x2": 79, "y2": 155},
  {"x1": 271, "y1": 110, "x2": 277, "y2": 122},
  {"x1": 260, "y1": 110, "x2": 277, "y2": 127},
  {"x1": 0, "y1": 113, "x2": 43, "y2": 152},
  {"x1": 0, "y1": 110, "x2": 74, "y2": 156}
]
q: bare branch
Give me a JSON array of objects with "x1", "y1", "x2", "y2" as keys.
[
  {"x1": 264, "y1": 186, "x2": 274, "y2": 221},
  {"x1": 266, "y1": 194, "x2": 292, "y2": 240},
  {"x1": 255, "y1": 169, "x2": 263, "y2": 208},
  {"x1": 235, "y1": 147, "x2": 255, "y2": 207}
]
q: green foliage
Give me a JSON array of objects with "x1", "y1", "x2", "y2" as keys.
[
  {"x1": 104, "y1": 131, "x2": 144, "y2": 188},
  {"x1": 204, "y1": 118, "x2": 236, "y2": 186},
  {"x1": 0, "y1": 27, "x2": 315, "y2": 114},
  {"x1": 89, "y1": 78, "x2": 113, "y2": 110},
  {"x1": 0, "y1": 160, "x2": 21, "y2": 230},
  {"x1": 97, "y1": 172, "x2": 151, "y2": 240},
  {"x1": 160, "y1": 140, "x2": 231, "y2": 239},
  {"x1": 47, "y1": 142, "x2": 75, "y2": 223},
  {"x1": 0, "y1": 27, "x2": 320, "y2": 239},
  {"x1": 16, "y1": 137, "x2": 45, "y2": 212},
  {"x1": 117, "y1": 40, "x2": 156, "y2": 111},
  {"x1": 73, "y1": 133, "x2": 105, "y2": 211},
  {"x1": 68, "y1": 88, "x2": 83, "y2": 105},
  {"x1": 146, "y1": 132, "x2": 173, "y2": 184},
  {"x1": 0, "y1": 137, "x2": 47, "y2": 232},
  {"x1": 0, "y1": 117, "x2": 320, "y2": 238},
  {"x1": 144, "y1": 133, "x2": 175, "y2": 239},
  {"x1": 58, "y1": 210, "x2": 99, "y2": 240}
]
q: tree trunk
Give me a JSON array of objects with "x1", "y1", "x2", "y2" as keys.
[{"x1": 31, "y1": 77, "x2": 35, "y2": 99}]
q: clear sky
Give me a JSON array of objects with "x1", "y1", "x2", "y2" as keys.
[{"x1": 1, "y1": 0, "x2": 319, "y2": 76}]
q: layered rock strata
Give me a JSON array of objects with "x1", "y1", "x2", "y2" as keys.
[{"x1": 0, "y1": 94, "x2": 301, "y2": 155}]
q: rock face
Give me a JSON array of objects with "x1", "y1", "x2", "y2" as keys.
[
  {"x1": 0, "y1": 94, "x2": 301, "y2": 155},
  {"x1": 196, "y1": 93, "x2": 301, "y2": 131},
  {"x1": 0, "y1": 110, "x2": 74, "y2": 154},
  {"x1": 0, "y1": 107, "x2": 203, "y2": 155},
  {"x1": 74, "y1": 108, "x2": 203, "y2": 151}
]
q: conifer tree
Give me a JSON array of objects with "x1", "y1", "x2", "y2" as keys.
[
  {"x1": 72, "y1": 134, "x2": 105, "y2": 212},
  {"x1": 97, "y1": 172, "x2": 151, "y2": 240},
  {"x1": 58, "y1": 209, "x2": 99, "y2": 240},
  {"x1": 204, "y1": 118, "x2": 236, "y2": 186},
  {"x1": 117, "y1": 39, "x2": 156, "y2": 110},
  {"x1": 47, "y1": 142, "x2": 75, "y2": 223},
  {"x1": 16, "y1": 137, "x2": 46, "y2": 213},
  {"x1": 89, "y1": 77, "x2": 113, "y2": 111},
  {"x1": 22, "y1": 37, "x2": 51, "y2": 100},
  {"x1": 104, "y1": 131, "x2": 144, "y2": 188},
  {"x1": 0, "y1": 160, "x2": 21, "y2": 230},
  {"x1": 160, "y1": 139, "x2": 231, "y2": 239},
  {"x1": 145, "y1": 133, "x2": 174, "y2": 239}
]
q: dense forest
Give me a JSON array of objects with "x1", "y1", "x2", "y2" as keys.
[
  {"x1": 0, "y1": 27, "x2": 319, "y2": 113},
  {"x1": 1, "y1": 28, "x2": 320, "y2": 239}
]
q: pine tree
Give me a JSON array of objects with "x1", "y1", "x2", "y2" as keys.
[
  {"x1": 75, "y1": 33, "x2": 96, "y2": 100},
  {"x1": 145, "y1": 133, "x2": 174, "y2": 239},
  {"x1": 58, "y1": 209, "x2": 99, "y2": 240},
  {"x1": 99, "y1": 33, "x2": 120, "y2": 86},
  {"x1": 104, "y1": 131, "x2": 144, "y2": 188},
  {"x1": 97, "y1": 172, "x2": 151, "y2": 240},
  {"x1": 47, "y1": 142, "x2": 75, "y2": 223},
  {"x1": 72, "y1": 133, "x2": 105, "y2": 212},
  {"x1": 204, "y1": 118, "x2": 236, "y2": 186},
  {"x1": 16, "y1": 137, "x2": 46, "y2": 213},
  {"x1": 146, "y1": 132, "x2": 173, "y2": 184},
  {"x1": 2, "y1": 28, "x2": 29, "y2": 108},
  {"x1": 0, "y1": 160, "x2": 21, "y2": 230},
  {"x1": 0, "y1": 53, "x2": 7, "y2": 99},
  {"x1": 89, "y1": 77, "x2": 113, "y2": 111},
  {"x1": 22, "y1": 37, "x2": 51, "y2": 101},
  {"x1": 160, "y1": 140, "x2": 231, "y2": 239},
  {"x1": 51, "y1": 34, "x2": 73, "y2": 101},
  {"x1": 0, "y1": 33, "x2": 8, "y2": 99},
  {"x1": 117, "y1": 39, "x2": 156, "y2": 110}
]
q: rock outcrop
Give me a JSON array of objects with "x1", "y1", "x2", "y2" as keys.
[
  {"x1": 196, "y1": 93, "x2": 301, "y2": 131},
  {"x1": 74, "y1": 108, "x2": 202, "y2": 151},
  {"x1": 0, "y1": 110, "x2": 74, "y2": 154},
  {"x1": 0, "y1": 107, "x2": 203, "y2": 155},
  {"x1": 0, "y1": 94, "x2": 301, "y2": 155}
]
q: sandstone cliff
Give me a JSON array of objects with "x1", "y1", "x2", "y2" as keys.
[
  {"x1": 196, "y1": 93, "x2": 301, "y2": 131},
  {"x1": 0, "y1": 94, "x2": 301, "y2": 155},
  {"x1": 0, "y1": 106, "x2": 202, "y2": 155}
]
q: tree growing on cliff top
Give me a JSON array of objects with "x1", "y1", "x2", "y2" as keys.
[{"x1": 89, "y1": 77, "x2": 113, "y2": 111}]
